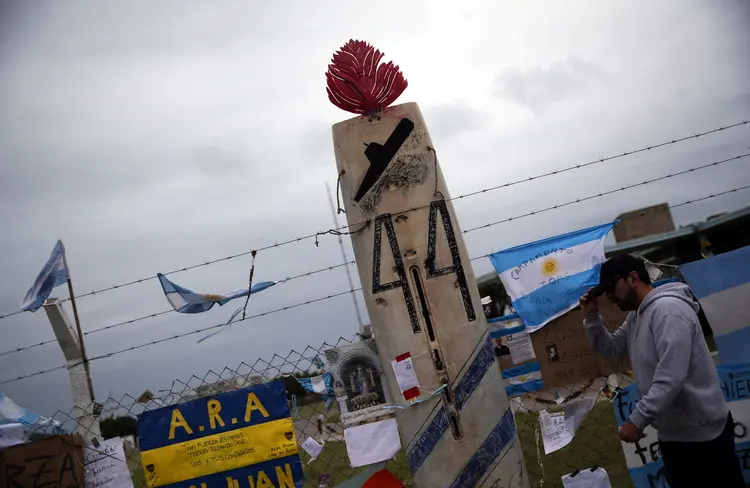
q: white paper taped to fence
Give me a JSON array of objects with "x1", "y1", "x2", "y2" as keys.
[
  {"x1": 301, "y1": 436, "x2": 323, "y2": 461},
  {"x1": 539, "y1": 410, "x2": 573, "y2": 454},
  {"x1": 344, "y1": 418, "x2": 401, "y2": 468},
  {"x1": 564, "y1": 398, "x2": 595, "y2": 436},
  {"x1": 614, "y1": 362, "x2": 750, "y2": 486},
  {"x1": 562, "y1": 467, "x2": 612, "y2": 488},
  {"x1": 0, "y1": 423, "x2": 24, "y2": 449},
  {"x1": 83, "y1": 437, "x2": 133, "y2": 488}
]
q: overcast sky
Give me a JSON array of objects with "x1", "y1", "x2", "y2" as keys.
[{"x1": 0, "y1": 1, "x2": 748, "y2": 418}]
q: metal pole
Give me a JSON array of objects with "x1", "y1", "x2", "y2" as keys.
[{"x1": 326, "y1": 182, "x2": 364, "y2": 329}]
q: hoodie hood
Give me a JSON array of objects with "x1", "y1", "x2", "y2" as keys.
[{"x1": 639, "y1": 282, "x2": 700, "y2": 314}]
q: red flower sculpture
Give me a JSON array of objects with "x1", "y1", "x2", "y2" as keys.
[{"x1": 326, "y1": 40, "x2": 408, "y2": 116}]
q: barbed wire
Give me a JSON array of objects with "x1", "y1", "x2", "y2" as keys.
[
  {"x1": 2, "y1": 180, "x2": 748, "y2": 386},
  {"x1": 0, "y1": 260, "x2": 357, "y2": 358},
  {"x1": 0, "y1": 289, "x2": 361, "y2": 386},
  {"x1": 1, "y1": 151, "x2": 746, "y2": 359},
  {"x1": 462, "y1": 152, "x2": 750, "y2": 233},
  {"x1": 3, "y1": 150, "x2": 744, "y2": 359},
  {"x1": 1, "y1": 120, "x2": 745, "y2": 321}
]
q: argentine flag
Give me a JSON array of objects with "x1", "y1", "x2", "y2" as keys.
[
  {"x1": 157, "y1": 273, "x2": 276, "y2": 314},
  {"x1": 489, "y1": 222, "x2": 616, "y2": 332},
  {"x1": 20, "y1": 240, "x2": 69, "y2": 313},
  {"x1": 297, "y1": 373, "x2": 334, "y2": 396},
  {"x1": 0, "y1": 391, "x2": 64, "y2": 434}
]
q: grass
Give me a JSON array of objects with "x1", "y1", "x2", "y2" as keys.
[
  {"x1": 514, "y1": 401, "x2": 632, "y2": 488},
  {"x1": 301, "y1": 441, "x2": 412, "y2": 488}
]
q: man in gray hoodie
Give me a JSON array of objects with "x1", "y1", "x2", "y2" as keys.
[{"x1": 580, "y1": 254, "x2": 744, "y2": 487}]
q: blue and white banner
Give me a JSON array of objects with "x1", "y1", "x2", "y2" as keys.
[
  {"x1": 614, "y1": 362, "x2": 750, "y2": 487},
  {"x1": 489, "y1": 222, "x2": 616, "y2": 332},
  {"x1": 0, "y1": 391, "x2": 64, "y2": 435},
  {"x1": 297, "y1": 373, "x2": 334, "y2": 397},
  {"x1": 157, "y1": 273, "x2": 276, "y2": 314},
  {"x1": 679, "y1": 246, "x2": 750, "y2": 364},
  {"x1": 20, "y1": 240, "x2": 69, "y2": 312}
]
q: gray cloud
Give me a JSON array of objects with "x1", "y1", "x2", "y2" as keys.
[
  {"x1": 493, "y1": 58, "x2": 610, "y2": 115},
  {"x1": 422, "y1": 102, "x2": 491, "y2": 141},
  {"x1": 194, "y1": 143, "x2": 251, "y2": 176}
]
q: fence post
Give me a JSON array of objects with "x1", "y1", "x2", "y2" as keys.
[
  {"x1": 332, "y1": 103, "x2": 529, "y2": 487},
  {"x1": 44, "y1": 299, "x2": 101, "y2": 441}
]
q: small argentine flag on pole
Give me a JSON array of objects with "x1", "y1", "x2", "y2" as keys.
[
  {"x1": 157, "y1": 274, "x2": 276, "y2": 314},
  {"x1": 20, "y1": 240, "x2": 69, "y2": 313},
  {"x1": 489, "y1": 222, "x2": 616, "y2": 332}
]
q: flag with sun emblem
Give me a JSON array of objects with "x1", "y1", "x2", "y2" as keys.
[
  {"x1": 157, "y1": 273, "x2": 276, "y2": 314},
  {"x1": 489, "y1": 222, "x2": 616, "y2": 332}
]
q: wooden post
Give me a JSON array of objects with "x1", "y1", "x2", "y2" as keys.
[
  {"x1": 333, "y1": 103, "x2": 529, "y2": 487},
  {"x1": 63, "y1": 252, "x2": 95, "y2": 402}
]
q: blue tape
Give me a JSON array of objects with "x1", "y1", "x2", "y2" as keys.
[
  {"x1": 454, "y1": 338, "x2": 496, "y2": 411},
  {"x1": 448, "y1": 409, "x2": 517, "y2": 488}
]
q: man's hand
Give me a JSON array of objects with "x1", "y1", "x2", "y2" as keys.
[
  {"x1": 618, "y1": 420, "x2": 645, "y2": 443},
  {"x1": 580, "y1": 288, "x2": 599, "y2": 314}
]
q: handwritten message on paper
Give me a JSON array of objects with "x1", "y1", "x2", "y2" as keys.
[
  {"x1": 539, "y1": 410, "x2": 573, "y2": 454},
  {"x1": 83, "y1": 438, "x2": 133, "y2": 488}
]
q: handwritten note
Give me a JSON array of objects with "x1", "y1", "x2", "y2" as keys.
[
  {"x1": 539, "y1": 410, "x2": 573, "y2": 454},
  {"x1": 83, "y1": 438, "x2": 133, "y2": 488},
  {"x1": 562, "y1": 467, "x2": 612, "y2": 487},
  {"x1": 300, "y1": 437, "x2": 323, "y2": 461}
]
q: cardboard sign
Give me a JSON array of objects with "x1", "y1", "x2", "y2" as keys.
[
  {"x1": 613, "y1": 363, "x2": 750, "y2": 487},
  {"x1": 531, "y1": 299, "x2": 631, "y2": 388},
  {"x1": 0, "y1": 435, "x2": 85, "y2": 488},
  {"x1": 137, "y1": 379, "x2": 302, "y2": 488}
]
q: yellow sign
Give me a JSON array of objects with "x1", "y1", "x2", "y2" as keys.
[
  {"x1": 137, "y1": 380, "x2": 303, "y2": 488},
  {"x1": 141, "y1": 418, "x2": 297, "y2": 487}
]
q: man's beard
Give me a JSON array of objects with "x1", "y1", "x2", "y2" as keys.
[{"x1": 614, "y1": 289, "x2": 639, "y2": 311}]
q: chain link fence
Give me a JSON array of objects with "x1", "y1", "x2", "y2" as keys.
[{"x1": 30, "y1": 335, "x2": 692, "y2": 488}]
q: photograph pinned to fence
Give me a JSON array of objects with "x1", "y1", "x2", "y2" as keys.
[{"x1": 600, "y1": 383, "x2": 619, "y2": 402}]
